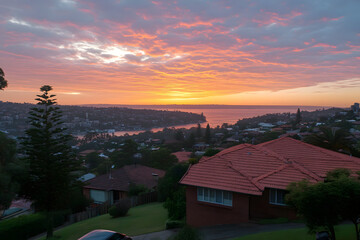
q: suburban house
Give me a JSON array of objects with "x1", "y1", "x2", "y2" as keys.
[
  {"x1": 172, "y1": 151, "x2": 192, "y2": 163},
  {"x1": 83, "y1": 164, "x2": 165, "y2": 204},
  {"x1": 180, "y1": 137, "x2": 360, "y2": 227}
]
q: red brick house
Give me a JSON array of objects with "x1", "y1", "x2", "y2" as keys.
[
  {"x1": 83, "y1": 165, "x2": 165, "y2": 204},
  {"x1": 180, "y1": 137, "x2": 360, "y2": 227}
]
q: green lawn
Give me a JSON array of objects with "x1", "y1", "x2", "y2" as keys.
[
  {"x1": 232, "y1": 224, "x2": 356, "y2": 240},
  {"x1": 43, "y1": 202, "x2": 167, "y2": 240}
]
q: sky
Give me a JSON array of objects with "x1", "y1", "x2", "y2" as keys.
[{"x1": 0, "y1": 0, "x2": 359, "y2": 106}]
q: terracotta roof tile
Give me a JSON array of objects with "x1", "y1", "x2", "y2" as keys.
[
  {"x1": 84, "y1": 165, "x2": 165, "y2": 192},
  {"x1": 180, "y1": 137, "x2": 360, "y2": 195}
]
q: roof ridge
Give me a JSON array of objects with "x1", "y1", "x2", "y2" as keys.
[
  {"x1": 253, "y1": 164, "x2": 288, "y2": 182},
  {"x1": 283, "y1": 137, "x2": 360, "y2": 165},
  {"x1": 179, "y1": 164, "x2": 192, "y2": 184},
  {"x1": 228, "y1": 161, "x2": 264, "y2": 191},
  {"x1": 200, "y1": 143, "x2": 251, "y2": 163},
  {"x1": 290, "y1": 160, "x2": 322, "y2": 181},
  {"x1": 257, "y1": 136, "x2": 286, "y2": 147},
  {"x1": 253, "y1": 144, "x2": 289, "y2": 164}
]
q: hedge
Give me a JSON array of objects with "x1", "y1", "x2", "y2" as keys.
[{"x1": 0, "y1": 212, "x2": 66, "y2": 240}]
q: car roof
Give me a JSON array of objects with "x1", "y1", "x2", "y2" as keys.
[{"x1": 78, "y1": 230, "x2": 116, "y2": 240}]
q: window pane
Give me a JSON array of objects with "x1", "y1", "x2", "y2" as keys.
[
  {"x1": 197, "y1": 187, "x2": 204, "y2": 201},
  {"x1": 216, "y1": 190, "x2": 222, "y2": 203},
  {"x1": 223, "y1": 191, "x2": 232, "y2": 206},
  {"x1": 204, "y1": 188, "x2": 209, "y2": 201},
  {"x1": 269, "y1": 189, "x2": 276, "y2": 203},
  {"x1": 210, "y1": 189, "x2": 216, "y2": 202},
  {"x1": 277, "y1": 190, "x2": 285, "y2": 204}
]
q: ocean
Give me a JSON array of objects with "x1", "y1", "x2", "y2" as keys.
[{"x1": 96, "y1": 105, "x2": 326, "y2": 137}]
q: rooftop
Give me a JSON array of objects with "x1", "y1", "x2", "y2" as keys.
[{"x1": 180, "y1": 137, "x2": 360, "y2": 195}]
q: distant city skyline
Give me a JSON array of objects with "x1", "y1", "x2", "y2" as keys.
[{"x1": 0, "y1": 0, "x2": 359, "y2": 106}]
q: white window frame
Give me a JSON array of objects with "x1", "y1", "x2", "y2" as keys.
[
  {"x1": 269, "y1": 188, "x2": 287, "y2": 206},
  {"x1": 197, "y1": 187, "x2": 233, "y2": 207}
]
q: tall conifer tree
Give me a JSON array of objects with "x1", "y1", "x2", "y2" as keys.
[
  {"x1": 22, "y1": 85, "x2": 79, "y2": 238},
  {"x1": 0, "y1": 68, "x2": 8, "y2": 90}
]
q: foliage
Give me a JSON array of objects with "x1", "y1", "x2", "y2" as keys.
[
  {"x1": 188, "y1": 157, "x2": 199, "y2": 164},
  {"x1": 85, "y1": 152, "x2": 102, "y2": 170},
  {"x1": 69, "y1": 183, "x2": 91, "y2": 213},
  {"x1": 43, "y1": 203, "x2": 167, "y2": 240},
  {"x1": 203, "y1": 148, "x2": 220, "y2": 157},
  {"x1": 174, "y1": 129, "x2": 185, "y2": 141},
  {"x1": 166, "y1": 219, "x2": 185, "y2": 229},
  {"x1": 128, "y1": 183, "x2": 149, "y2": 196},
  {"x1": 185, "y1": 132, "x2": 196, "y2": 148},
  {"x1": 196, "y1": 123, "x2": 202, "y2": 138},
  {"x1": 0, "y1": 68, "x2": 8, "y2": 90},
  {"x1": 325, "y1": 168, "x2": 351, "y2": 182},
  {"x1": 21, "y1": 85, "x2": 80, "y2": 238},
  {"x1": 164, "y1": 187, "x2": 186, "y2": 220},
  {"x1": 287, "y1": 169, "x2": 360, "y2": 240},
  {"x1": 287, "y1": 180, "x2": 342, "y2": 239},
  {"x1": 158, "y1": 163, "x2": 189, "y2": 201},
  {"x1": 142, "y1": 148, "x2": 178, "y2": 170},
  {"x1": 205, "y1": 123, "x2": 211, "y2": 143},
  {"x1": 0, "y1": 132, "x2": 18, "y2": 213},
  {"x1": 0, "y1": 212, "x2": 66, "y2": 240},
  {"x1": 304, "y1": 126, "x2": 354, "y2": 153},
  {"x1": 295, "y1": 108, "x2": 302, "y2": 125},
  {"x1": 108, "y1": 199, "x2": 131, "y2": 218},
  {"x1": 174, "y1": 225, "x2": 201, "y2": 240}
]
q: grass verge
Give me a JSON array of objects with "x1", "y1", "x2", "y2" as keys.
[
  {"x1": 42, "y1": 202, "x2": 167, "y2": 240},
  {"x1": 232, "y1": 224, "x2": 356, "y2": 240}
]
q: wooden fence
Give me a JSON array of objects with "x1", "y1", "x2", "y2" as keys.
[{"x1": 68, "y1": 191, "x2": 158, "y2": 224}]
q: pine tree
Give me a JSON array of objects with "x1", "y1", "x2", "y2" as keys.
[
  {"x1": 0, "y1": 68, "x2": 8, "y2": 90},
  {"x1": 196, "y1": 123, "x2": 202, "y2": 138},
  {"x1": 295, "y1": 108, "x2": 302, "y2": 125},
  {"x1": 0, "y1": 132, "x2": 18, "y2": 217},
  {"x1": 22, "y1": 85, "x2": 79, "y2": 238},
  {"x1": 205, "y1": 123, "x2": 211, "y2": 143}
]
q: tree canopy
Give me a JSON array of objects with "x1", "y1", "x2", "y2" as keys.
[
  {"x1": 21, "y1": 85, "x2": 80, "y2": 238},
  {"x1": 0, "y1": 68, "x2": 8, "y2": 90},
  {"x1": 0, "y1": 132, "x2": 18, "y2": 216},
  {"x1": 287, "y1": 168, "x2": 360, "y2": 240}
]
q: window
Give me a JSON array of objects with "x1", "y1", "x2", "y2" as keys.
[
  {"x1": 269, "y1": 188, "x2": 287, "y2": 205},
  {"x1": 197, "y1": 187, "x2": 232, "y2": 206},
  {"x1": 90, "y1": 189, "x2": 107, "y2": 203}
]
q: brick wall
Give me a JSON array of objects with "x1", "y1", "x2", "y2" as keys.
[
  {"x1": 249, "y1": 188, "x2": 297, "y2": 220},
  {"x1": 186, "y1": 186, "x2": 250, "y2": 227}
]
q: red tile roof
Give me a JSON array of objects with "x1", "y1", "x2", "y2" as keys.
[
  {"x1": 172, "y1": 151, "x2": 192, "y2": 162},
  {"x1": 180, "y1": 137, "x2": 360, "y2": 195},
  {"x1": 84, "y1": 165, "x2": 165, "y2": 192}
]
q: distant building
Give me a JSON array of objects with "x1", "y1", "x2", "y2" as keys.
[
  {"x1": 172, "y1": 151, "x2": 192, "y2": 163},
  {"x1": 351, "y1": 103, "x2": 359, "y2": 114},
  {"x1": 83, "y1": 165, "x2": 165, "y2": 204}
]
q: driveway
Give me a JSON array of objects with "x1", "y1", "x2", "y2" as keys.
[{"x1": 131, "y1": 222, "x2": 305, "y2": 240}]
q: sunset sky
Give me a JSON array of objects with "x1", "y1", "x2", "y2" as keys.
[{"x1": 0, "y1": 0, "x2": 359, "y2": 106}]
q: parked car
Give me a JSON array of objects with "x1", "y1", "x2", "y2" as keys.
[{"x1": 78, "y1": 230, "x2": 132, "y2": 240}]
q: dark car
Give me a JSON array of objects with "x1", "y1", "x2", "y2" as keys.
[{"x1": 78, "y1": 230, "x2": 132, "y2": 240}]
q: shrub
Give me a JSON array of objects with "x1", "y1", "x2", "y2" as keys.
[
  {"x1": 128, "y1": 184, "x2": 149, "y2": 196},
  {"x1": 108, "y1": 199, "x2": 131, "y2": 218},
  {"x1": 174, "y1": 225, "x2": 201, "y2": 240},
  {"x1": 164, "y1": 187, "x2": 186, "y2": 220},
  {"x1": 0, "y1": 212, "x2": 66, "y2": 240},
  {"x1": 166, "y1": 219, "x2": 184, "y2": 229}
]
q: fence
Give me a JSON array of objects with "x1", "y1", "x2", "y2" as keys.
[{"x1": 68, "y1": 191, "x2": 158, "y2": 224}]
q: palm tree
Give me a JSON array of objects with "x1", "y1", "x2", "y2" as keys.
[{"x1": 305, "y1": 126, "x2": 353, "y2": 153}]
